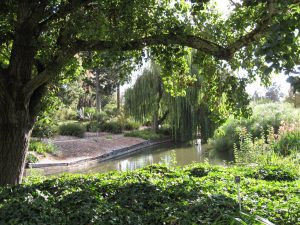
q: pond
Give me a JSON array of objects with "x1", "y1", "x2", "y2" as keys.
[{"x1": 79, "y1": 142, "x2": 232, "y2": 174}]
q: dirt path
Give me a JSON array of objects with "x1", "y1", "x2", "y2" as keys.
[{"x1": 38, "y1": 132, "x2": 145, "y2": 163}]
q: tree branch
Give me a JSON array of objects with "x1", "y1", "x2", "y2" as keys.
[
  {"x1": 74, "y1": 34, "x2": 231, "y2": 60},
  {"x1": 22, "y1": 49, "x2": 75, "y2": 103},
  {"x1": 38, "y1": 0, "x2": 95, "y2": 32},
  {"x1": 158, "y1": 110, "x2": 169, "y2": 125},
  {"x1": 226, "y1": 0, "x2": 276, "y2": 55}
]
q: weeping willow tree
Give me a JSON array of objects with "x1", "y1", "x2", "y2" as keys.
[
  {"x1": 124, "y1": 63, "x2": 164, "y2": 132},
  {"x1": 125, "y1": 59, "x2": 218, "y2": 142},
  {"x1": 125, "y1": 49, "x2": 251, "y2": 143},
  {"x1": 163, "y1": 56, "x2": 218, "y2": 142}
]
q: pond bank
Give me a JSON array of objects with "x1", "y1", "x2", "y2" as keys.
[{"x1": 26, "y1": 137, "x2": 172, "y2": 175}]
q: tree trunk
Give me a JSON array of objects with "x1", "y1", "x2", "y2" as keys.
[
  {"x1": 0, "y1": 104, "x2": 33, "y2": 186},
  {"x1": 152, "y1": 112, "x2": 159, "y2": 133},
  {"x1": 95, "y1": 72, "x2": 101, "y2": 112},
  {"x1": 117, "y1": 84, "x2": 120, "y2": 113},
  {"x1": 152, "y1": 82, "x2": 163, "y2": 133}
]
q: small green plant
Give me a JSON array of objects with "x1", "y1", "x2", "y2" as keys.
[
  {"x1": 26, "y1": 153, "x2": 39, "y2": 163},
  {"x1": 58, "y1": 123, "x2": 85, "y2": 137},
  {"x1": 29, "y1": 140, "x2": 56, "y2": 155},
  {"x1": 233, "y1": 127, "x2": 269, "y2": 164}
]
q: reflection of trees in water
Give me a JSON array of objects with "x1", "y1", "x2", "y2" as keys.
[
  {"x1": 196, "y1": 144, "x2": 202, "y2": 159},
  {"x1": 118, "y1": 155, "x2": 154, "y2": 171},
  {"x1": 85, "y1": 144, "x2": 227, "y2": 174}
]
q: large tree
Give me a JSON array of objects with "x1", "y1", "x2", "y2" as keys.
[{"x1": 0, "y1": 0, "x2": 299, "y2": 185}]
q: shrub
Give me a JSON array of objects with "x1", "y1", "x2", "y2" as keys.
[
  {"x1": 32, "y1": 119, "x2": 57, "y2": 138},
  {"x1": 29, "y1": 141, "x2": 56, "y2": 155},
  {"x1": 94, "y1": 111, "x2": 109, "y2": 123},
  {"x1": 124, "y1": 129, "x2": 164, "y2": 140},
  {"x1": 123, "y1": 120, "x2": 140, "y2": 131},
  {"x1": 103, "y1": 103, "x2": 118, "y2": 117},
  {"x1": 100, "y1": 121, "x2": 123, "y2": 134},
  {"x1": 86, "y1": 121, "x2": 99, "y2": 132},
  {"x1": 58, "y1": 123, "x2": 85, "y2": 137},
  {"x1": 273, "y1": 129, "x2": 300, "y2": 155}
]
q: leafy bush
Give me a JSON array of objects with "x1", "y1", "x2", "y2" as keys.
[
  {"x1": 123, "y1": 120, "x2": 140, "y2": 131},
  {"x1": 100, "y1": 121, "x2": 123, "y2": 134},
  {"x1": 1, "y1": 164, "x2": 299, "y2": 225},
  {"x1": 58, "y1": 123, "x2": 85, "y2": 137},
  {"x1": 87, "y1": 118, "x2": 140, "y2": 133},
  {"x1": 94, "y1": 111, "x2": 109, "y2": 123},
  {"x1": 86, "y1": 121, "x2": 99, "y2": 132},
  {"x1": 103, "y1": 103, "x2": 118, "y2": 117},
  {"x1": 29, "y1": 141, "x2": 56, "y2": 155},
  {"x1": 124, "y1": 129, "x2": 164, "y2": 140},
  {"x1": 26, "y1": 153, "x2": 39, "y2": 164},
  {"x1": 273, "y1": 129, "x2": 300, "y2": 155}
]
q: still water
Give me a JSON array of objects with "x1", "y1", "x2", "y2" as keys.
[{"x1": 80, "y1": 143, "x2": 231, "y2": 174}]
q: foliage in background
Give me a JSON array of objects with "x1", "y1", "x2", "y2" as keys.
[
  {"x1": 31, "y1": 115, "x2": 58, "y2": 138},
  {"x1": 55, "y1": 108, "x2": 78, "y2": 121},
  {"x1": 210, "y1": 102, "x2": 300, "y2": 155},
  {"x1": 86, "y1": 113, "x2": 141, "y2": 134},
  {"x1": 233, "y1": 126, "x2": 300, "y2": 168},
  {"x1": 124, "y1": 129, "x2": 166, "y2": 141},
  {"x1": 0, "y1": 164, "x2": 299, "y2": 225}
]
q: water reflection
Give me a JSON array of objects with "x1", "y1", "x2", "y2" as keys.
[{"x1": 81, "y1": 142, "x2": 228, "y2": 174}]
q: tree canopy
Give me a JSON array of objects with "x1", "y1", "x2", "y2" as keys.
[{"x1": 0, "y1": 0, "x2": 300, "y2": 185}]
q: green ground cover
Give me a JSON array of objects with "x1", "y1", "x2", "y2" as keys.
[
  {"x1": 0, "y1": 164, "x2": 299, "y2": 225},
  {"x1": 124, "y1": 129, "x2": 166, "y2": 140}
]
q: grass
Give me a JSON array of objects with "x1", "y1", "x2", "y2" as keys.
[{"x1": 1, "y1": 164, "x2": 298, "y2": 225}]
